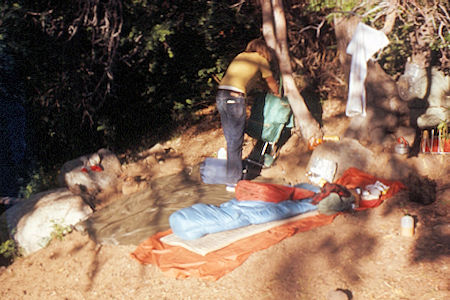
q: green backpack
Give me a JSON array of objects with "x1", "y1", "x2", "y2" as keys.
[{"x1": 246, "y1": 91, "x2": 294, "y2": 143}]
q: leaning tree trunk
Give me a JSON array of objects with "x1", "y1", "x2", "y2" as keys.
[{"x1": 260, "y1": 0, "x2": 322, "y2": 142}]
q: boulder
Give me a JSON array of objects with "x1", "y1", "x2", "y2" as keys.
[
  {"x1": 398, "y1": 63, "x2": 450, "y2": 129},
  {"x1": 2, "y1": 188, "x2": 93, "y2": 255},
  {"x1": 57, "y1": 148, "x2": 123, "y2": 206},
  {"x1": 417, "y1": 69, "x2": 450, "y2": 129},
  {"x1": 307, "y1": 138, "x2": 375, "y2": 182}
]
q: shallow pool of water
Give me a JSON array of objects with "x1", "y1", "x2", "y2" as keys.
[{"x1": 80, "y1": 166, "x2": 235, "y2": 246}]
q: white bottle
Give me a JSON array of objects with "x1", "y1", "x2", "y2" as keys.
[
  {"x1": 401, "y1": 215, "x2": 414, "y2": 237},
  {"x1": 217, "y1": 147, "x2": 227, "y2": 160}
]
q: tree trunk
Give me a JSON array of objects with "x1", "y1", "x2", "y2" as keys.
[{"x1": 260, "y1": 0, "x2": 322, "y2": 142}]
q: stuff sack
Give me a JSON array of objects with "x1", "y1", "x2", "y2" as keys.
[{"x1": 200, "y1": 158, "x2": 229, "y2": 184}]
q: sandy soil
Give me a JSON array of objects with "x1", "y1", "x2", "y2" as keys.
[{"x1": 0, "y1": 101, "x2": 449, "y2": 300}]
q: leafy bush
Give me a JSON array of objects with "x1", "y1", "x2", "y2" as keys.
[
  {"x1": 1, "y1": 1, "x2": 263, "y2": 174},
  {"x1": 0, "y1": 225, "x2": 20, "y2": 261},
  {"x1": 49, "y1": 221, "x2": 73, "y2": 242},
  {"x1": 0, "y1": 239, "x2": 18, "y2": 259}
]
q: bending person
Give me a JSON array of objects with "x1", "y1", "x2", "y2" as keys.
[{"x1": 216, "y1": 39, "x2": 280, "y2": 185}]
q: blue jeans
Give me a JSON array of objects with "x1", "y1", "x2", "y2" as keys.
[{"x1": 216, "y1": 90, "x2": 246, "y2": 184}]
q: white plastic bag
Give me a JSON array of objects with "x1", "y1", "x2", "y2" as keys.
[{"x1": 306, "y1": 158, "x2": 337, "y2": 186}]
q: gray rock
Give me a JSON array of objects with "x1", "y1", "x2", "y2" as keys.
[
  {"x1": 397, "y1": 61, "x2": 428, "y2": 101},
  {"x1": 57, "y1": 148, "x2": 122, "y2": 198},
  {"x1": 398, "y1": 63, "x2": 450, "y2": 129},
  {"x1": 307, "y1": 138, "x2": 375, "y2": 181},
  {"x1": 2, "y1": 188, "x2": 93, "y2": 255},
  {"x1": 417, "y1": 106, "x2": 449, "y2": 129}
]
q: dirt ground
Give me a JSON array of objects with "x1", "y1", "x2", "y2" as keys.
[{"x1": 0, "y1": 100, "x2": 449, "y2": 300}]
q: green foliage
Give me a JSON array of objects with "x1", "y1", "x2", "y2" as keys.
[
  {"x1": 147, "y1": 23, "x2": 174, "y2": 51},
  {"x1": 378, "y1": 20, "x2": 413, "y2": 76},
  {"x1": 308, "y1": 0, "x2": 359, "y2": 12},
  {"x1": 39, "y1": 220, "x2": 73, "y2": 249},
  {"x1": 0, "y1": 0, "x2": 264, "y2": 177},
  {"x1": 0, "y1": 225, "x2": 20, "y2": 260},
  {"x1": 437, "y1": 118, "x2": 448, "y2": 139},
  {"x1": 310, "y1": 1, "x2": 448, "y2": 77},
  {"x1": 429, "y1": 27, "x2": 449, "y2": 52},
  {"x1": 19, "y1": 165, "x2": 57, "y2": 199},
  {"x1": 49, "y1": 221, "x2": 73, "y2": 242},
  {"x1": 0, "y1": 238, "x2": 18, "y2": 259}
]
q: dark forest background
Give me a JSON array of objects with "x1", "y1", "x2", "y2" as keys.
[{"x1": 0, "y1": 0, "x2": 448, "y2": 196}]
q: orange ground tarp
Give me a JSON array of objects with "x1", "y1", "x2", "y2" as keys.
[{"x1": 130, "y1": 168, "x2": 406, "y2": 281}]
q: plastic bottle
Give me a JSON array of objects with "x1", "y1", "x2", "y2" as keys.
[
  {"x1": 401, "y1": 215, "x2": 414, "y2": 237},
  {"x1": 217, "y1": 147, "x2": 227, "y2": 160},
  {"x1": 421, "y1": 130, "x2": 429, "y2": 153},
  {"x1": 397, "y1": 62, "x2": 427, "y2": 101}
]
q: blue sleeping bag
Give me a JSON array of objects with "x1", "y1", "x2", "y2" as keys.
[{"x1": 169, "y1": 198, "x2": 317, "y2": 240}]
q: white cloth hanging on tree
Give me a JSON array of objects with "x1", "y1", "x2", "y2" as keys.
[{"x1": 345, "y1": 22, "x2": 389, "y2": 117}]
